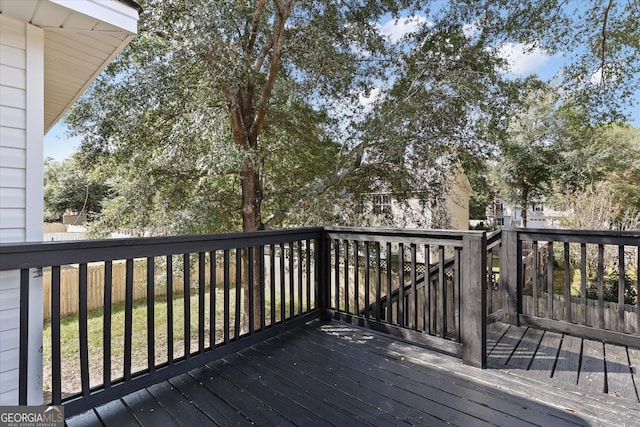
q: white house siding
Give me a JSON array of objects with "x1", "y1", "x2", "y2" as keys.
[{"x1": 0, "y1": 15, "x2": 44, "y2": 404}]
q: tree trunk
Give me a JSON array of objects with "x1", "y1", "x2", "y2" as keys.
[{"x1": 521, "y1": 191, "x2": 529, "y2": 227}]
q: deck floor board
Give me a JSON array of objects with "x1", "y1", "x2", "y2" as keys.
[
  {"x1": 605, "y1": 343, "x2": 637, "y2": 401},
  {"x1": 578, "y1": 339, "x2": 605, "y2": 393},
  {"x1": 68, "y1": 320, "x2": 640, "y2": 427}
]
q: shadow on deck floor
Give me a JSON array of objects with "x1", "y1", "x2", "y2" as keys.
[{"x1": 67, "y1": 320, "x2": 640, "y2": 426}]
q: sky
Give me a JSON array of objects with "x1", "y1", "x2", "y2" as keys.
[{"x1": 43, "y1": 14, "x2": 639, "y2": 161}]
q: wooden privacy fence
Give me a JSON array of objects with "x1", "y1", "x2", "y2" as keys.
[
  {"x1": 42, "y1": 260, "x2": 232, "y2": 321},
  {"x1": 523, "y1": 294, "x2": 639, "y2": 334}
]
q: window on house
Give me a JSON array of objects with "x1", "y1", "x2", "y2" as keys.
[
  {"x1": 355, "y1": 200, "x2": 365, "y2": 214},
  {"x1": 372, "y1": 194, "x2": 391, "y2": 214},
  {"x1": 532, "y1": 203, "x2": 544, "y2": 212}
]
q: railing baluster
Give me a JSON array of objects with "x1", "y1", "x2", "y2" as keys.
[
  {"x1": 532, "y1": 242, "x2": 538, "y2": 317},
  {"x1": 19, "y1": 269, "x2": 29, "y2": 405},
  {"x1": 354, "y1": 241, "x2": 360, "y2": 316},
  {"x1": 51, "y1": 265, "x2": 62, "y2": 404},
  {"x1": 210, "y1": 251, "x2": 216, "y2": 347},
  {"x1": 147, "y1": 257, "x2": 155, "y2": 370},
  {"x1": 411, "y1": 244, "x2": 417, "y2": 331},
  {"x1": 488, "y1": 246, "x2": 494, "y2": 314},
  {"x1": 103, "y1": 261, "x2": 112, "y2": 387},
  {"x1": 439, "y1": 245, "x2": 446, "y2": 338},
  {"x1": 598, "y1": 244, "x2": 604, "y2": 329},
  {"x1": 305, "y1": 239, "x2": 311, "y2": 312},
  {"x1": 249, "y1": 246, "x2": 255, "y2": 334},
  {"x1": 223, "y1": 249, "x2": 230, "y2": 344},
  {"x1": 398, "y1": 243, "x2": 405, "y2": 328},
  {"x1": 183, "y1": 254, "x2": 191, "y2": 358},
  {"x1": 344, "y1": 240, "x2": 350, "y2": 314},
  {"x1": 580, "y1": 243, "x2": 587, "y2": 325},
  {"x1": 289, "y1": 241, "x2": 295, "y2": 318},
  {"x1": 79, "y1": 263, "x2": 89, "y2": 396},
  {"x1": 270, "y1": 244, "x2": 276, "y2": 325},
  {"x1": 280, "y1": 243, "x2": 286, "y2": 322},
  {"x1": 297, "y1": 240, "x2": 303, "y2": 316},
  {"x1": 364, "y1": 242, "x2": 370, "y2": 319},
  {"x1": 425, "y1": 244, "x2": 430, "y2": 334},
  {"x1": 547, "y1": 242, "x2": 554, "y2": 320},
  {"x1": 198, "y1": 252, "x2": 205, "y2": 352},
  {"x1": 564, "y1": 243, "x2": 571, "y2": 322},
  {"x1": 455, "y1": 247, "x2": 461, "y2": 342},
  {"x1": 334, "y1": 239, "x2": 340, "y2": 311},
  {"x1": 375, "y1": 242, "x2": 381, "y2": 321},
  {"x1": 124, "y1": 259, "x2": 133, "y2": 381},
  {"x1": 166, "y1": 255, "x2": 174, "y2": 364},
  {"x1": 235, "y1": 249, "x2": 242, "y2": 338},
  {"x1": 618, "y1": 245, "x2": 625, "y2": 329},
  {"x1": 386, "y1": 242, "x2": 392, "y2": 323},
  {"x1": 259, "y1": 246, "x2": 266, "y2": 331}
]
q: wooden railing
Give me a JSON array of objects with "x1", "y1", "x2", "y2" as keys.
[
  {"x1": 500, "y1": 228, "x2": 640, "y2": 347},
  {"x1": 0, "y1": 229, "x2": 322, "y2": 416},
  {"x1": 0, "y1": 226, "x2": 489, "y2": 417},
  {"x1": 322, "y1": 227, "x2": 487, "y2": 368}
]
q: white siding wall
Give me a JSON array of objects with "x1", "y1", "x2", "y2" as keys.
[{"x1": 0, "y1": 15, "x2": 44, "y2": 405}]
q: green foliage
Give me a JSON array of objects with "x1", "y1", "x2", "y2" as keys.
[
  {"x1": 585, "y1": 272, "x2": 638, "y2": 305},
  {"x1": 64, "y1": 1, "x2": 640, "y2": 235},
  {"x1": 43, "y1": 157, "x2": 109, "y2": 221},
  {"x1": 494, "y1": 84, "x2": 564, "y2": 226}
]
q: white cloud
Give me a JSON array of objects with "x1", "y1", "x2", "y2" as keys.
[
  {"x1": 497, "y1": 42, "x2": 550, "y2": 75},
  {"x1": 379, "y1": 16, "x2": 430, "y2": 43}
]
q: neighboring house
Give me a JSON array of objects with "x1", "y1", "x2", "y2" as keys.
[
  {"x1": 486, "y1": 198, "x2": 567, "y2": 229},
  {"x1": 350, "y1": 164, "x2": 472, "y2": 231},
  {"x1": 0, "y1": 0, "x2": 140, "y2": 404}
]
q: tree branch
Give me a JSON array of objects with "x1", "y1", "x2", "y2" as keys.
[
  {"x1": 599, "y1": 0, "x2": 614, "y2": 85},
  {"x1": 250, "y1": 0, "x2": 295, "y2": 142}
]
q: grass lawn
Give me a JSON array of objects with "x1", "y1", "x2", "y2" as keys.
[{"x1": 42, "y1": 285, "x2": 296, "y2": 401}]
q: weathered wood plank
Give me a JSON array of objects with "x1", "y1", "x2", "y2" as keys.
[
  {"x1": 553, "y1": 334, "x2": 582, "y2": 385},
  {"x1": 505, "y1": 327, "x2": 544, "y2": 371},
  {"x1": 605, "y1": 343, "x2": 637, "y2": 401},
  {"x1": 627, "y1": 346, "x2": 640, "y2": 403},
  {"x1": 527, "y1": 330, "x2": 563, "y2": 379},
  {"x1": 486, "y1": 322, "x2": 509, "y2": 354},
  {"x1": 487, "y1": 324, "x2": 527, "y2": 367},
  {"x1": 577, "y1": 340, "x2": 605, "y2": 393}
]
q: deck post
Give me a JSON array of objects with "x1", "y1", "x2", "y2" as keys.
[
  {"x1": 461, "y1": 232, "x2": 487, "y2": 368},
  {"x1": 318, "y1": 230, "x2": 330, "y2": 321},
  {"x1": 500, "y1": 228, "x2": 520, "y2": 325}
]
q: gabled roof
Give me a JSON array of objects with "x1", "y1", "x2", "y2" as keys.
[{"x1": 0, "y1": 0, "x2": 141, "y2": 132}]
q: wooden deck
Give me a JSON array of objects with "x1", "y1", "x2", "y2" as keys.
[
  {"x1": 67, "y1": 321, "x2": 640, "y2": 427},
  {"x1": 487, "y1": 322, "x2": 640, "y2": 402}
]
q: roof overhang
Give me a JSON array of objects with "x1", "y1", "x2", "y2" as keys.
[{"x1": 0, "y1": 0, "x2": 141, "y2": 133}]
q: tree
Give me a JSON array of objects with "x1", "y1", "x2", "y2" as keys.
[
  {"x1": 494, "y1": 86, "x2": 563, "y2": 227},
  {"x1": 66, "y1": 1, "x2": 640, "y2": 236},
  {"x1": 43, "y1": 157, "x2": 109, "y2": 221}
]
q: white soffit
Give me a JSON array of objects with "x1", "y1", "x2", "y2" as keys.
[{"x1": 0, "y1": 0, "x2": 140, "y2": 132}]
